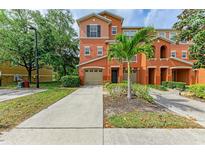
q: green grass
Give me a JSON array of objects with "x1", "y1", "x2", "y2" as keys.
[
  {"x1": 0, "y1": 82, "x2": 77, "y2": 131},
  {"x1": 108, "y1": 111, "x2": 202, "y2": 128}
]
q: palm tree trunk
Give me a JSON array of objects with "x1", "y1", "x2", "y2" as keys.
[{"x1": 127, "y1": 61, "x2": 131, "y2": 100}]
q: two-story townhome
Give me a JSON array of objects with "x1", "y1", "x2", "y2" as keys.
[{"x1": 77, "y1": 11, "x2": 205, "y2": 85}]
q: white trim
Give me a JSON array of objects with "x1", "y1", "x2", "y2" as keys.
[
  {"x1": 77, "y1": 55, "x2": 107, "y2": 67},
  {"x1": 170, "y1": 57, "x2": 193, "y2": 65},
  {"x1": 112, "y1": 26, "x2": 117, "y2": 35},
  {"x1": 147, "y1": 66, "x2": 157, "y2": 68},
  {"x1": 76, "y1": 13, "x2": 111, "y2": 25},
  {"x1": 80, "y1": 37, "x2": 109, "y2": 39},
  {"x1": 160, "y1": 58, "x2": 169, "y2": 61},
  {"x1": 110, "y1": 65, "x2": 120, "y2": 68},
  {"x1": 171, "y1": 50, "x2": 176, "y2": 58},
  {"x1": 182, "y1": 50, "x2": 187, "y2": 59},
  {"x1": 160, "y1": 66, "x2": 169, "y2": 68},
  {"x1": 84, "y1": 46, "x2": 90, "y2": 56},
  {"x1": 150, "y1": 58, "x2": 157, "y2": 61},
  {"x1": 170, "y1": 66, "x2": 192, "y2": 69},
  {"x1": 82, "y1": 66, "x2": 105, "y2": 70},
  {"x1": 97, "y1": 46, "x2": 103, "y2": 56}
]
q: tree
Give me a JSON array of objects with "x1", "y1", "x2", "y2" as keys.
[
  {"x1": 173, "y1": 9, "x2": 205, "y2": 68},
  {"x1": 37, "y1": 10, "x2": 79, "y2": 77},
  {"x1": 0, "y1": 9, "x2": 44, "y2": 82},
  {"x1": 108, "y1": 27, "x2": 156, "y2": 100}
]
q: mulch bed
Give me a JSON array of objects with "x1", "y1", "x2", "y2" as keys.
[{"x1": 103, "y1": 94, "x2": 171, "y2": 128}]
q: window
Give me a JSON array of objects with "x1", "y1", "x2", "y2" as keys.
[
  {"x1": 87, "y1": 25, "x2": 101, "y2": 37},
  {"x1": 180, "y1": 39, "x2": 187, "y2": 44},
  {"x1": 169, "y1": 32, "x2": 176, "y2": 41},
  {"x1": 131, "y1": 55, "x2": 137, "y2": 62},
  {"x1": 182, "y1": 50, "x2": 187, "y2": 59},
  {"x1": 171, "y1": 50, "x2": 176, "y2": 58},
  {"x1": 123, "y1": 30, "x2": 137, "y2": 37},
  {"x1": 159, "y1": 32, "x2": 166, "y2": 38},
  {"x1": 97, "y1": 46, "x2": 103, "y2": 56},
  {"x1": 84, "y1": 46, "x2": 90, "y2": 56},
  {"x1": 112, "y1": 26, "x2": 117, "y2": 35}
]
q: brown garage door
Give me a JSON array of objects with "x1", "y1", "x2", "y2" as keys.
[{"x1": 84, "y1": 69, "x2": 103, "y2": 85}]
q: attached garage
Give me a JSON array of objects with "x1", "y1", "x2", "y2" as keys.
[{"x1": 84, "y1": 68, "x2": 103, "y2": 85}]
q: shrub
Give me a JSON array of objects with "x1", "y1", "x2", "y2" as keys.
[
  {"x1": 148, "y1": 84, "x2": 168, "y2": 91},
  {"x1": 106, "y1": 83, "x2": 127, "y2": 96},
  {"x1": 132, "y1": 84, "x2": 153, "y2": 103},
  {"x1": 61, "y1": 75, "x2": 80, "y2": 87},
  {"x1": 189, "y1": 84, "x2": 205, "y2": 99},
  {"x1": 162, "y1": 81, "x2": 168, "y2": 87},
  {"x1": 175, "y1": 82, "x2": 186, "y2": 91},
  {"x1": 162, "y1": 81, "x2": 186, "y2": 91}
]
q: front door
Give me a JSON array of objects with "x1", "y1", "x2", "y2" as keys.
[{"x1": 111, "y1": 69, "x2": 118, "y2": 83}]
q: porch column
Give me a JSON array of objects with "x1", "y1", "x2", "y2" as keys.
[
  {"x1": 189, "y1": 69, "x2": 193, "y2": 85},
  {"x1": 168, "y1": 68, "x2": 172, "y2": 81}
]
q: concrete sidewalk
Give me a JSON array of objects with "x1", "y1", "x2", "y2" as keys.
[
  {"x1": 150, "y1": 89, "x2": 205, "y2": 127},
  {"x1": 104, "y1": 128, "x2": 205, "y2": 145},
  {"x1": 1, "y1": 86, "x2": 205, "y2": 145},
  {"x1": 0, "y1": 86, "x2": 103, "y2": 144},
  {"x1": 0, "y1": 89, "x2": 46, "y2": 102}
]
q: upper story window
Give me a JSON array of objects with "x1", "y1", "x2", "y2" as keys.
[
  {"x1": 97, "y1": 46, "x2": 103, "y2": 56},
  {"x1": 131, "y1": 55, "x2": 137, "y2": 62},
  {"x1": 124, "y1": 30, "x2": 137, "y2": 37},
  {"x1": 84, "y1": 46, "x2": 90, "y2": 56},
  {"x1": 87, "y1": 25, "x2": 101, "y2": 37},
  {"x1": 182, "y1": 50, "x2": 187, "y2": 59},
  {"x1": 169, "y1": 32, "x2": 176, "y2": 41},
  {"x1": 180, "y1": 39, "x2": 188, "y2": 44},
  {"x1": 159, "y1": 32, "x2": 166, "y2": 38},
  {"x1": 171, "y1": 50, "x2": 176, "y2": 58},
  {"x1": 112, "y1": 26, "x2": 117, "y2": 35}
]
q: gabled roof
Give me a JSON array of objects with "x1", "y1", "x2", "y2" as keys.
[
  {"x1": 170, "y1": 57, "x2": 193, "y2": 65},
  {"x1": 77, "y1": 55, "x2": 107, "y2": 67},
  {"x1": 98, "y1": 11, "x2": 124, "y2": 23},
  {"x1": 76, "y1": 13, "x2": 112, "y2": 25},
  {"x1": 154, "y1": 36, "x2": 176, "y2": 44}
]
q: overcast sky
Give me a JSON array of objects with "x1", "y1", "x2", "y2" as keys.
[{"x1": 70, "y1": 9, "x2": 182, "y2": 33}]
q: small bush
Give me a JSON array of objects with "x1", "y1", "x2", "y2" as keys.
[
  {"x1": 162, "y1": 81, "x2": 186, "y2": 91},
  {"x1": 132, "y1": 84, "x2": 153, "y2": 103},
  {"x1": 162, "y1": 81, "x2": 168, "y2": 87},
  {"x1": 148, "y1": 84, "x2": 168, "y2": 91},
  {"x1": 189, "y1": 84, "x2": 205, "y2": 99},
  {"x1": 61, "y1": 75, "x2": 80, "y2": 87},
  {"x1": 106, "y1": 83, "x2": 127, "y2": 96}
]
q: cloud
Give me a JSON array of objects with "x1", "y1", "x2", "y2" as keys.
[
  {"x1": 70, "y1": 9, "x2": 183, "y2": 35},
  {"x1": 144, "y1": 9, "x2": 182, "y2": 28}
]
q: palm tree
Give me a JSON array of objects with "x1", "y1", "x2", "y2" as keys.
[{"x1": 108, "y1": 27, "x2": 156, "y2": 100}]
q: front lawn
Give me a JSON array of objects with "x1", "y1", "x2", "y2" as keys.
[
  {"x1": 104, "y1": 82, "x2": 203, "y2": 128},
  {"x1": 0, "y1": 86, "x2": 76, "y2": 131},
  {"x1": 107, "y1": 111, "x2": 202, "y2": 128}
]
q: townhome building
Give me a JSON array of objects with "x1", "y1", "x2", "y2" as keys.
[{"x1": 77, "y1": 11, "x2": 205, "y2": 85}]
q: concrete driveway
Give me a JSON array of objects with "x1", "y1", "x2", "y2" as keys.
[
  {"x1": 150, "y1": 89, "x2": 205, "y2": 127},
  {"x1": 1, "y1": 86, "x2": 205, "y2": 144},
  {"x1": 0, "y1": 89, "x2": 46, "y2": 102},
  {"x1": 0, "y1": 86, "x2": 103, "y2": 144}
]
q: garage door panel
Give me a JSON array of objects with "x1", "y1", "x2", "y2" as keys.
[{"x1": 84, "y1": 69, "x2": 103, "y2": 85}]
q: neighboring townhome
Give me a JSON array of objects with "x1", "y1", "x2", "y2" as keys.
[
  {"x1": 77, "y1": 10, "x2": 205, "y2": 85},
  {"x1": 0, "y1": 62, "x2": 53, "y2": 86}
]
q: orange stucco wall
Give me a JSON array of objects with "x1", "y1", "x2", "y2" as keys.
[{"x1": 78, "y1": 11, "x2": 205, "y2": 85}]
